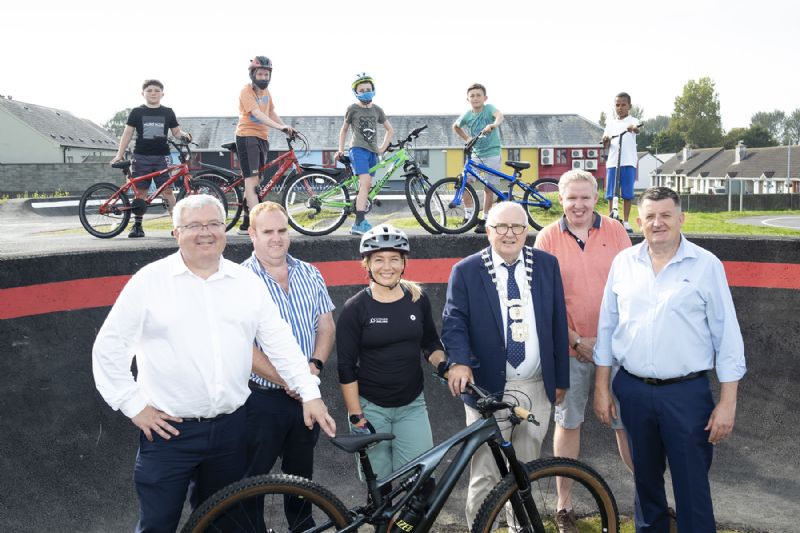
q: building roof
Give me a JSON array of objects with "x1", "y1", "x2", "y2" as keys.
[
  {"x1": 656, "y1": 147, "x2": 724, "y2": 176},
  {"x1": 0, "y1": 97, "x2": 118, "y2": 150},
  {"x1": 180, "y1": 114, "x2": 605, "y2": 152},
  {"x1": 681, "y1": 145, "x2": 800, "y2": 179}
]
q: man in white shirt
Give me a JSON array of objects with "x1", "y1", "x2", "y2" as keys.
[{"x1": 92, "y1": 194, "x2": 335, "y2": 533}]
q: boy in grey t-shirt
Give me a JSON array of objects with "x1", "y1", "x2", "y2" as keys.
[
  {"x1": 453, "y1": 83, "x2": 504, "y2": 233},
  {"x1": 336, "y1": 72, "x2": 394, "y2": 235}
]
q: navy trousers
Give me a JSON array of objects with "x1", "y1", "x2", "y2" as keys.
[
  {"x1": 244, "y1": 387, "x2": 320, "y2": 532},
  {"x1": 614, "y1": 369, "x2": 716, "y2": 533},
  {"x1": 133, "y1": 406, "x2": 246, "y2": 533}
]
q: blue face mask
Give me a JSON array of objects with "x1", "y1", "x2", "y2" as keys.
[{"x1": 356, "y1": 91, "x2": 375, "y2": 103}]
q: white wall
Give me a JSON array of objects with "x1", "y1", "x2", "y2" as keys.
[{"x1": 0, "y1": 109, "x2": 63, "y2": 163}]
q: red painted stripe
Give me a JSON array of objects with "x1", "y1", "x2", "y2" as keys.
[
  {"x1": 723, "y1": 261, "x2": 800, "y2": 290},
  {"x1": 0, "y1": 259, "x2": 796, "y2": 320}
]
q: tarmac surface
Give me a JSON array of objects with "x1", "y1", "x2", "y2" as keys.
[{"x1": 1, "y1": 198, "x2": 799, "y2": 532}]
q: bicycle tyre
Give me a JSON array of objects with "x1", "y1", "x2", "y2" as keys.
[
  {"x1": 404, "y1": 173, "x2": 441, "y2": 235},
  {"x1": 195, "y1": 172, "x2": 243, "y2": 231},
  {"x1": 522, "y1": 178, "x2": 562, "y2": 231},
  {"x1": 471, "y1": 457, "x2": 619, "y2": 533},
  {"x1": 177, "y1": 178, "x2": 229, "y2": 217},
  {"x1": 181, "y1": 474, "x2": 351, "y2": 533},
  {"x1": 280, "y1": 172, "x2": 349, "y2": 236},
  {"x1": 78, "y1": 182, "x2": 131, "y2": 238},
  {"x1": 424, "y1": 177, "x2": 480, "y2": 234}
]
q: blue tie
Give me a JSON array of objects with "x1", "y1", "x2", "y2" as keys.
[{"x1": 504, "y1": 262, "x2": 525, "y2": 368}]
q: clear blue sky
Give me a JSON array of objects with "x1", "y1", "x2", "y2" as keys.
[{"x1": 2, "y1": 0, "x2": 797, "y2": 132}]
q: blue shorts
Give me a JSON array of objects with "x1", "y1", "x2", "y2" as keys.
[
  {"x1": 605, "y1": 165, "x2": 636, "y2": 200},
  {"x1": 349, "y1": 147, "x2": 378, "y2": 176}
]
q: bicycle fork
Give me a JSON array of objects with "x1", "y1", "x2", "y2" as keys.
[{"x1": 489, "y1": 440, "x2": 546, "y2": 533}]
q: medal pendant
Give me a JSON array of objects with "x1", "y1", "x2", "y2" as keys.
[
  {"x1": 508, "y1": 306, "x2": 525, "y2": 321},
  {"x1": 511, "y1": 322, "x2": 528, "y2": 342}
]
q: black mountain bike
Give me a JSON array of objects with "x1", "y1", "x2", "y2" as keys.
[{"x1": 181, "y1": 380, "x2": 618, "y2": 533}]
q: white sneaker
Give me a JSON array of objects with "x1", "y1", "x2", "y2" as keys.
[{"x1": 623, "y1": 221, "x2": 633, "y2": 233}]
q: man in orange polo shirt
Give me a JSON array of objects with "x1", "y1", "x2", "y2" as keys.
[{"x1": 534, "y1": 169, "x2": 633, "y2": 533}]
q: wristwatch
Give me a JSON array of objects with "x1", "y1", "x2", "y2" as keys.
[
  {"x1": 349, "y1": 413, "x2": 365, "y2": 424},
  {"x1": 572, "y1": 336, "x2": 582, "y2": 350},
  {"x1": 309, "y1": 358, "x2": 324, "y2": 372}
]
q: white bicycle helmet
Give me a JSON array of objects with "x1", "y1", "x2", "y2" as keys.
[{"x1": 359, "y1": 224, "x2": 410, "y2": 256}]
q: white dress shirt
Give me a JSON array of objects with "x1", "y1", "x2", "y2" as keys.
[
  {"x1": 594, "y1": 237, "x2": 746, "y2": 382},
  {"x1": 491, "y1": 249, "x2": 541, "y2": 380},
  {"x1": 92, "y1": 251, "x2": 321, "y2": 419}
]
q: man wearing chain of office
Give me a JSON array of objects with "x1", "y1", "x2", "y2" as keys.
[{"x1": 441, "y1": 201, "x2": 570, "y2": 526}]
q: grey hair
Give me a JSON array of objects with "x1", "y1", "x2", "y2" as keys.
[
  {"x1": 486, "y1": 201, "x2": 527, "y2": 226},
  {"x1": 558, "y1": 169, "x2": 597, "y2": 196},
  {"x1": 172, "y1": 194, "x2": 226, "y2": 228}
]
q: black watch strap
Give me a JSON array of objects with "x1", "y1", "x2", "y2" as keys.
[
  {"x1": 349, "y1": 413, "x2": 365, "y2": 424},
  {"x1": 309, "y1": 358, "x2": 324, "y2": 371}
]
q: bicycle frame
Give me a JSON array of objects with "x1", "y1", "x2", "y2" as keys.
[
  {"x1": 341, "y1": 405, "x2": 537, "y2": 533},
  {"x1": 312, "y1": 148, "x2": 412, "y2": 210},
  {"x1": 458, "y1": 157, "x2": 553, "y2": 211},
  {"x1": 98, "y1": 161, "x2": 192, "y2": 215}
]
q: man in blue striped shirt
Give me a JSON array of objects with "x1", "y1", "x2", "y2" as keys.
[{"x1": 242, "y1": 201, "x2": 336, "y2": 530}]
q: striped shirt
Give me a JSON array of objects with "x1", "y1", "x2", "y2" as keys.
[{"x1": 242, "y1": 252, "x2": 335, "y2": 389}]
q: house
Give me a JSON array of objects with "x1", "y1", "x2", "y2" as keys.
[
  {"x1": 179, "y1": 114, "x2": 606, "y2": 188},
  {"x1": 0, "y1": 96, "x2": 118, "y2": 163},
  {"x1": 654, "y1": 143, "x2": 800, "y2": 194},
  {"x1": 636, "y1": 151, "x2": 663, "y2": 190}
]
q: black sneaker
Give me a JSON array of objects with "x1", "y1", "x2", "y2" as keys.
[
  {"x1": 474, "y1": 219, "x2": 487, "y2": 234},
  {"x1": 128, "y1": 224, "x2": 145, "y2": 238},
  {"x1": 237, "y1": 217, "x2": 250, "y2": 235}
]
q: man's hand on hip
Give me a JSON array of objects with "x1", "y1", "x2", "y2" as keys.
[
  {"x1": 303, "y1": 398, "x2": 336, "y2": 437},
  {"x1": 447, "y1": 363, "x2": 473, "y2": 397},
  {"x1": 132, "y1": 405, "x2": 182, "y2": 442}
]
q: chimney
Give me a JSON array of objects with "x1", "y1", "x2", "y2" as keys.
[
  {"x1": 734, "y1": 141, "x2": 746, "y2": 164},
  {"x1": 682, "y1": 145, "x2": 692, "y2": 162}
]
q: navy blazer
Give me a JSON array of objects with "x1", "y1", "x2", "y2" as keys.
[{"x1": 442, "y1": 247, "x2": 569, "y2": 408}]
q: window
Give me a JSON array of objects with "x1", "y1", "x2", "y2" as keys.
[
  {"x1": 413, "y1": 149, "x2": 429, "y2": 167},
  {"x1": 555, "y1": 149, "x2": 568, "y2": 164},
  {"x1": 322, "y1": 151, "x2": 338, "y2": 167},
  {"x1": 507, "y1": 148, "x2": 521, "y2": 162}
]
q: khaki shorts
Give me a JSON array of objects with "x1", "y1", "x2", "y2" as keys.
[{"x1": 554, "y1": 359, "x2": 624, "y2": 430}]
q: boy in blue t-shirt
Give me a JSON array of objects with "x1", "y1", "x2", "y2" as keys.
[{"x1": 453, "y1": 83, "x2": 504, "y2": 233}]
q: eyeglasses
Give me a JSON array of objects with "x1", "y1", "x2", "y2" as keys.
[
  {"x1": 488, "y1": 223, "x2": 527, "y2": 236},
  {"x1": 178, "y1": 221, "x2": 225, "y2": 233}
]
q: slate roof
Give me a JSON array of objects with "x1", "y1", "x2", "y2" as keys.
[
  {"x1": 656, "y1": 147, "x2": 724, "y2": 176},
  {"x1": 672, "y1": 145, "x2": 800, "y2": 179},
  {"x1": 0, "y1": 97, "x2": 118, "y2": 149},
  {"x1": 179, "y1": 114, "x2": 604, "y2": 152}
]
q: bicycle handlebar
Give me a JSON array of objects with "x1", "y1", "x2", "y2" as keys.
[
  {"x1": 435, "y1": 372, "x2": 540, "y2": 426},
  {"x1": 385, "y1": 125, "x2": 428, "y2": 153}
]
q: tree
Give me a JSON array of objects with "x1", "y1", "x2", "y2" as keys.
[
  {"x1": 670, "y1": 77, "x2": 723, "y2": 148},
  {"x1": 784, "y1": 108, "x2": 800, "y2": 145},
  {"x1": 629, "y1": 105, "x2": 645, "y2": 121},
  {"x1": 652, "y1": 129, "x2": 685, "y2": 154},
  {"x1": 722, "y1": 127, "x2": 748, "y2": 149},
  {"x1": 637, "y1": 115, "x2": 671, "y2": 152},
  {"x1": 104, "y1": 108, "x2": 132, "y2": 139},
  {"x1": 598, "y1": 111, "x2": 607, "y2": 128},
  {"x1": 750, "y1": 110, "x2": 785, "y2": 142}
]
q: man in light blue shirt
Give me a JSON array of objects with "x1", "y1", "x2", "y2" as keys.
[{"x1": 593, "y1": 187, "x2": 745, "y2": 533}]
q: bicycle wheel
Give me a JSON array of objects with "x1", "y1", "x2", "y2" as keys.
[
  {"x1": 78, "y1": 182, "x2": 131, "y2": 238},
  {"x1": 281, "y1": 172, "x2": 349, "y2": 236},
  {"x1": 181, "y1": 474, "x2": 351, "y2": 533},
  {"x1": 195, "y1": 172, "x2": 243, "y2": 231},
  {"x1": 522, "y1": 178, "x2": 562, "y2": 231},
  {"x1": 472, "y1": 457, "x2": 619, "y2": 533},
  {"x1": 424, "y1": 177, "x2": 480, "y2": 234},
  {"x1": 177, "y1": 178, "x2": 229, "y2": 217},
  {"x1": 404, "y1": 173, "x2": 441, "y2": 235}
]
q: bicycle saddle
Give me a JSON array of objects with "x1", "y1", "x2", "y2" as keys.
[
  {"x1": 221, "y1": 142, "x2": 237, "y2": 152},
  {"x1": 505, "y1": 161, "x2": 530, "y2": 171},
  {"x1": 329, "y1": 433, "x2": 395, "y2": 453},
  {"x1": 112, "y1": 160, "x2": 132, "y2": 170}
]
